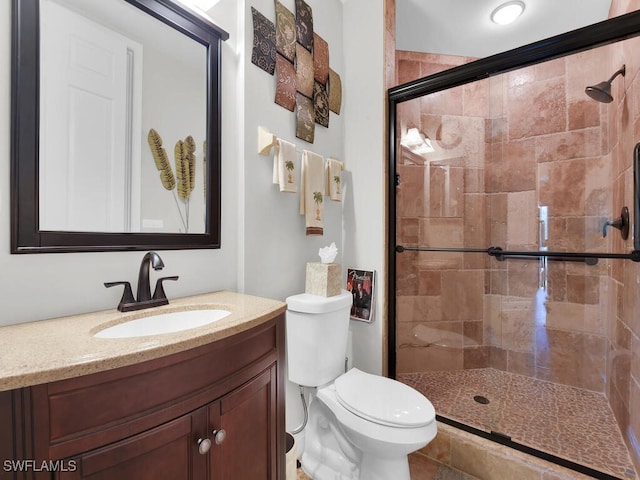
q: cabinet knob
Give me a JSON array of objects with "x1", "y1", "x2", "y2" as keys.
[
  {"x1": 197, "y1": 437, "x2": 211, "y2": 454},
  {"x1": 213, "y1": 429, "x2": 227, "y2": 445}
]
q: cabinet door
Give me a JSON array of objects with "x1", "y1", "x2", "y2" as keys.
[
  {"x1": 58, "y1": 410, "x2": 208, "y2": 480},
  {"x1": 209, "y1": 366, "x2": 277, "y2": 480}
]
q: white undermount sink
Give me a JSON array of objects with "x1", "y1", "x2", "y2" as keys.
[{"x1": 94, "y1": 309, "x2": 231, "y2": 339}]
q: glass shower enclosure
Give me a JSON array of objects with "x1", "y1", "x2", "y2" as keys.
[{"x1": 388, "y1": 11, "x2": 640, "y2": 480}]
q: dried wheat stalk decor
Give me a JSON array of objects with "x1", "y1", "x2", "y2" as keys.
[
  {"x1": 148, "y1": 128, "x2": 200, "y2": 232},
  {"x1": 148, "y1": 128, "x2": 176, "y2": 190}
]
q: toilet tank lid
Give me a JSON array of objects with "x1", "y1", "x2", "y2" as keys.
[{"x1": 286, "y1": 290, "x2": 353, "y2": 314}]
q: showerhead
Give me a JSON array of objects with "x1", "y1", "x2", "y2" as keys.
[{"x1": 585, "y1": 65, "x2": 626, "y2": 103}]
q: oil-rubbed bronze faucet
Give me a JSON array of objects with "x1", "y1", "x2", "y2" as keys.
[{"x1": 105, "y1": 251, "x2": 179, "y2": 312}]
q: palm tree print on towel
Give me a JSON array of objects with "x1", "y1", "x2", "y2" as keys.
[{"x1": 313, "y1": 191, "x2": 323, "y2": 220}]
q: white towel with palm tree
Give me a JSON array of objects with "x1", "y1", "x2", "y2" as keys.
[
  {"x1": 299, "y1": 150, "x2": 325, "y2": 235},
  {"x1": 273, "y1": 138, "x2": 298, "y2": 193},
  {"x1": 325, "y1": 157, "x2": 344, "y2": 202}
]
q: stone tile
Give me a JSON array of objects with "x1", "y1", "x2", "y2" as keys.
[
  {"x1": 535, "y1": 56, "x2": 566, "y2": 80},
  {"x1": 421, "y1": 86, "x2": 464, "y2": 116},
  {"x1": 396, "y1": 251, "x2": 419, "y2": 296},
  {"x1": 399, "y1": 369, "x2": 637, "y2": 479},
  {"x1": 502, "y1": 138, "x2": 537, "y2": 191},
  {"x1": 506, "y1": 191, "x2": 537, "y2": 246},
  {"x1": 568, "y1": 99, "x2": 600, "y2": 130},
  {"x1": 507, "y1": 349, "x2": 536, "y2": 377},
  {"x1": 488, "y1": 269, "x2": 507, "y2": 295},
  {"x1": 463, "y1": 168, "x2": 484, "y2": 194},
  {"x1": 489, "y1": 346, "x2": 507, "y2": 370},
  {"x1": 419, "y1": 428, "x2": 451, "y2": 463},
  {"x1": 484, "y1": 117, "x2": 506, "y2": 144},
  {"x1": 629, "y1": 378, "x2": 640, "y2": 474},
  {"x1": 441, "y1": 271, "x2": 484, "y2": 321},
  {"x1": 431, "y1": 116, "x2": 486, "y2": 168},
  {"x1": 623, "y1": 261, "x2": 640, "y2": 338},
  {"x1": 463, "y1": 321, "x2": 483, "y2": 346},
  {"x1": 535, "y1": 328, "x2": 606, "y2": 391},
  {"x1": 487, "y1": 193, "x2": 507, "y2": 245},
  {"x1": 429, "y1": 165, "x2": 464, "y2": 218},
  {"x1": 397, "y1": 321, "x2": 464, "y2": 349},
  {"x1": 483, "y1": 295, "x2": 503, "y2": 347},
  {"x1": 463, "y1": 347, "x2": 489, "y2": 369},
  {"x1": 463, "y1": 80, "x2": 489, "y2": 118},
  {"x1": 534, "y1": 128, "x2": 600, "y2": 163},
  {"x1": 419, "y1": 270, "x2": 442, "y2": 296},
  {"x1": 545, "y1": 301, "x2": 603, "y2": 335},
  {"x1": 409, "y1": 452, "x2": 440, "y2": 479},
  {"x1": 542, "y1": 469, "x2": 597, "y2": 480},
  {"x1": 397, "y1": 59, "x2": 421, "y2": 85},
  {"x1": 463, "y1": 194, "x2": 485, "y2": 248},
  {"x1": 449, "y1": 431, "x2": 491, "y2": 479},
  {"x1": 420, "y1": 218, "x2": 464, "y2": 249},
  {"x1": 397, "y1": 295, "x2": 443, "y2": 323},
  {"x1": 398, "y1": 217, "x2": 420, "y2": 245},
  {"x1": 506, "y1": 260, "x2": 539, "y2": 297},
  {"x1": 397, "y1": 164, "x2": 426, "y2": 217},
  {"x1": 508, "y1": 76, "x2": 567, "y2": 139},
  {"x1": 397, "y1": 344, "x2": 463, "y2": 374},
  {"x1": 434, "y1": 465, "x2": 478, "y2": 480},
  {"x1": 500, "y1": 297, "x2": 536, "y2": 352},
  {"x1": 538, "y1": 159, "x2": 586, "y2": 216},
  {"x1": 632, "y1": 332, "x2": 640, "y2": 382}
]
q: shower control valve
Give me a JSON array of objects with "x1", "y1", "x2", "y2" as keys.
[{"x1": 602, "y1": 206, "x2": 629, "y2": 240}]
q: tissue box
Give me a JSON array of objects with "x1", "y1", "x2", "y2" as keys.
[{"x1": 305, "y1": 262, "x2": 342, "y2": 297}]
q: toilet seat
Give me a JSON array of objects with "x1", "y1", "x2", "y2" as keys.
[{"x1": 334, "y1": 368, "x2": 435, "y2": 428}]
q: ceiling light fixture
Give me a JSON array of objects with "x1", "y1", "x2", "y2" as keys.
[{"x1": 491, "y1": 1, "x2": 525, "y2": 25}]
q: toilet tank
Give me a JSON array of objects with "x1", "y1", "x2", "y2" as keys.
[{"x1": 286, "y1": 290, "x2": 353, "y2": 387}]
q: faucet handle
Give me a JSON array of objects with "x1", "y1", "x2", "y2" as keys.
[
  {"x1": 152, "y1": 276, "x2": 179, "y2": 302},
  {"x1": 104, "y1": 281, "x2": 136, "y2": 312}
]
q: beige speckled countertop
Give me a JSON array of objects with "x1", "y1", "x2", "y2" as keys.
[{"x1": 0, "y1": 291, "x2": 286, "y2": 392}]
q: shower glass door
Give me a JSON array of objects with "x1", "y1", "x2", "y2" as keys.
[{"x1": 392, "y1": 36, "x2": 639, "y2": 480}]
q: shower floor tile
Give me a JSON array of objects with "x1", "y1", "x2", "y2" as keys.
[{"x1": 399, "y1": 368, "x2": 637, "y2": 480}]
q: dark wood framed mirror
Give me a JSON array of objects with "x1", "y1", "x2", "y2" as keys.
[{"x1": 11, "y1": 0, "x2": 228, "y2": 253}]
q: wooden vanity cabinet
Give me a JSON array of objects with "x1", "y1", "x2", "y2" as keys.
[{"x1": 1, "y1": 315, "x2": 285, "y2": 480}]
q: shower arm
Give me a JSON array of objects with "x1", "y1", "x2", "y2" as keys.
[{"x1": 606, "y1": 66, "x2": 626, "y2": 84}]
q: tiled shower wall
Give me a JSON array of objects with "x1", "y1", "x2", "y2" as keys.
[
  {"x1": 393, "y1": 3, "x2": 640, "y2": 470},
  {"x1": 605, "y1": 4, "x2": 640, "y2": 471}
]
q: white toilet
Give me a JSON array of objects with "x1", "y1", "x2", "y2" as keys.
[{"x1": 286, "y1": 290, "x2": 437, "y2": 480}]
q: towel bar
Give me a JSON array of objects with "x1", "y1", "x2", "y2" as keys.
[{"x1": 258, "y1": 126, "x2": 276, "y2": 155}]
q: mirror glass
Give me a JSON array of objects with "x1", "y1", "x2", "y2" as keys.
[
  {"x1": 11, "y1": 0, "x2": 227, "y2": 252},
  {"x1": 39, "y1": 0, "x2": 207, "y2": 234}
]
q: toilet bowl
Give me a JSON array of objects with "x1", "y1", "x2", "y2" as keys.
[
  {"x1": 285, "y1": 291, "x2": 437, "y2": 480},
  {"x1": 308, "y1": 369, "x2": 437, "y2": 480}
]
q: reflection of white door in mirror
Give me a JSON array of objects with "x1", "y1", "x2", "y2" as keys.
[{"x1": 39, "y1": 0, "x2": 142, "y2": 233}]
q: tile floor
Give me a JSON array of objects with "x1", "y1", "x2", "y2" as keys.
[
  {"x1": 399, "y1": 368, "x2": 637, "y2": 480},
  {"x1": 297, "y1": 456, "x2": 474, "y2": 480}
]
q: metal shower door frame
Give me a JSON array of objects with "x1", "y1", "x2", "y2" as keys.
[{"x1": 387, "y1": 10, "x2": 640, "y2": 480}]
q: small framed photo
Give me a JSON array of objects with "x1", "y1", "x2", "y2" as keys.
[{"x1": 346, "y1": 268, "x2": 375, "y2": 322}]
